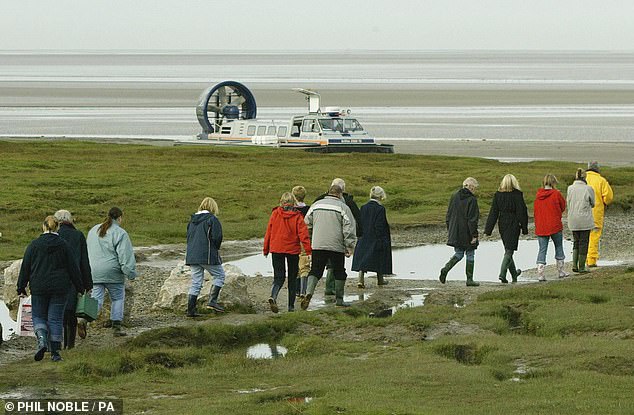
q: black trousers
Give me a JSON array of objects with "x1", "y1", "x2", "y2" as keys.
[
  {"x1": 272, "y1": 253, "x2": 299, "y2": 305},
  {"x1": 572, "y1": 230, "x2": 591, "y2": 256},
  {"x1": 310, "y1": 250, "x2": 347, "y2": 281}
]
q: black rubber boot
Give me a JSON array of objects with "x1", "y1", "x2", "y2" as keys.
[
  {"x1": 187, "y1": 294, "x2": 201, "y2": 317},
  {"x1": 34, "y1": 329, "x2": 48, "y2": 361},
  {"x1": 377, "y1": 274, "x2": 389, "y2": 286},
  {"x1": 207, "y1": 285, "x2": 225, "y2": 312},
  {"x1": 465, "y1": 260, "x2": 480, "y2": 286},
  {"x1": 357, "y1": 271, "x2": 365, "y2": 288},
  {"x1": 301, "y1": 275, "x2": 319, "y2": 310},
  {"x1": 439, "y1": 256, "x2": 460, "y2": 284},
  {"x1": 324, "y1": 268, "x2": 336, "y2": 296},
  {"x1": 335, "y1": 280, "x2": 350, "y2": 307},
  {"x1": 112, "y1": 320, "x2": 127, "y2": 337},
  {"x1": 287, "y1": 278, "x2": 297, "y2": 312},
  {"x1": 50, "y1": 341, "x2": 63, "y2": 362}
]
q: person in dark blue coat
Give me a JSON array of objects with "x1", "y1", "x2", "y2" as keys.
[
  {"x1": 439, "y1": 177, "x2": 481, "y2": 287},
  {"x1": 185, "y1": 197, "x2": 225, "y2": 317},
  {"x1": 352, "y1": 186, "x2": 392, "y2": 288},
  {"x1": 484, "y1": 174, "x2": 529, "y2": 283},
  {"x1": 17, "y1": 216, "x2": 84, "y2": 362},
  {"x1": 54, "y1": 210, "x2": 93, "y2": 348}
]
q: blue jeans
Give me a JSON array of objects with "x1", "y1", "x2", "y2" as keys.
[
  {"x1": 92, "y1": 283, "x2": 125, "y2": 322},
  {"x1": 31, "y1": 293, "x2": 66, "y2": 342},
  {"x1": 189, "y1": 264, "x2": 225, "y2": 296},
  {"x1": 537, "y1": 231, "x2": 565, "y2": 264},
  {"x1": 453, "y1": 247, "x2": 475, "y2": 262}
]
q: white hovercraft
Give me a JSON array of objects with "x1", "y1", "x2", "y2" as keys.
[{"x1": 195, "y1": 81, "x2": 393, "y2": 153}]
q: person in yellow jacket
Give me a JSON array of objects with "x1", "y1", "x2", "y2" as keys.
[{"x1": 585, "y1": 161, "x2": 614, "y2": 267}]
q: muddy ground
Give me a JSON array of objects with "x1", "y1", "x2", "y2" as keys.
[{"x1": 1, "y1": 212, "x2": 632, "y2": 365}]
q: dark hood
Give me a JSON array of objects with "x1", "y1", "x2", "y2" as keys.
[
  {"x1": 458, "y1": 188, "x2": 474, "y2": 200},
  {"x1": 191, "y1": 212, "x2": 213, "y2": 224},
  {"x1": 40, "y1": 233, "x2": 66, "y2": 254}
]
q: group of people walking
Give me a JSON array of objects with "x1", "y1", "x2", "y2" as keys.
[
  {"x1": 439, "y1": 162, "x2": 613, "y2": 285},
  {"x1": 17, "y1": 207, "x2": 136, "y2": 362},
  {"x1": 17, "y1": 162, "x2": 613, "y2": 361}
]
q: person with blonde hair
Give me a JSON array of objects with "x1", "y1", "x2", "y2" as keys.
[
  {"x1": 533, "y1": 174, "x2": 567, "y2": 281},
  {"x1": 484, "y1": 174, "x2": 529, "y2": 283},
  {"x1": 185, "y1": 197, "x2": 225, "y2": 317},
  {"x1": 585, "y1": 161, "x2": 614, "y2": 267},
  {"x1": 17, "y1": 216, "x2": 84, "y2": 362},
  {"x1": 87, "y1": 207, "x2": 136, "y2": 336},
  {"x1": 263, "y1": 192, "x2": 312, "y2": 312},
  {"x1": 567, "y1": 169, "x2": 595, "y2": 274},
  {"x1": 54, "y1": 209, "x2": 93, "y2": 347},
  {"x1": 291, "y1": 185, "x2": 311, "y2": 300},
  {"x1": 352, "y1": 186, "x2": 392, "y2": 288},
  {"x1": 439, "y1": 177, "x2": 481, "y2": 286}
]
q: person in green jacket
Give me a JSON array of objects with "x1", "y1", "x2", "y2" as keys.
[{"x1": 87, "y1": 207, "x2": 137, "y2": 336}]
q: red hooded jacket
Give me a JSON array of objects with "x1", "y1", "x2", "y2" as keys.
[
  {"x1": 534, "y1": 188, "x2": 566, "y2": 236},
  {"x1": 263, "y1": 206, "x2": 312, "y2": 256}
]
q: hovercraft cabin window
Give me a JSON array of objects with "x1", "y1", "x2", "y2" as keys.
[
  {"x1": 277, "y1": 126, "x2": 287, "y2": 137},
  {"x1": 257, "y1": 126, "x2": 267, "y2": 136},
  {"x1": 246, "y1": 125, "x2": 256, "y2": 136},
  {"x1": 267, "y1": 126, "x2": 276, "y2": 136}
]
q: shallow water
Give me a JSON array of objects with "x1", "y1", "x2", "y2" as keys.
[
  {"x1": 228, "y1": 239, "x2": 574, "y2": 283},
  {"x1": 246, "y1": 343, "x2": 288, "y2": 359},
  {"x1": 0, "y1": 300, "x2": 19, "y2": 341}
]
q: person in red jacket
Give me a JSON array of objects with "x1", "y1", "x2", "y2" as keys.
[
  {"x1": 263, "y1": 192, "x2": 312, "y2": 313},
  {"x1": 534, "y1": 174, "x2": 567, "y2": 281}
]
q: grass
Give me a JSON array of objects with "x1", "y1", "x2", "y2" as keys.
[
  {"x1": 1, "y1": 140, "x2": 633, "y2": 260},
  {"x1": 2, "y1": 267, "x2": 634, "y2": 414}
]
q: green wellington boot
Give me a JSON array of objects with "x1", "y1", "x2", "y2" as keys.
[
  {"x1": 324, "y1": 269, "x2": 336, "y2": 296},
  {"x1": 577, "y1": 253, "x2": 590, "y2": 274},
  {"x1": 508, "y1": 258, "x2": 522, "y2": 283},
  {"x1": 357, "y1": 271, "x2": 365, "y2": 288},
  {"x1": 498, "y1": 255, "x2": 511, "y2": 284},
  {"x1": 301, "y1": 275, "x2": 320, "y2": 310},
  {"x1": 335, "y1": 280, "x2": 350, "y2": 307},
  {"x1": 465, "y1": 260, "x2": 480, "y2": 286},
  {"x1": 439, "y1": 256, "x2": 460, "y2": 284}
]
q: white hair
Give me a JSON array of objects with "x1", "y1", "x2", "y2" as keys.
[
  {"x1": 331, "y1": 178, "x2": 346, "y2": 192},
  {"x1": 462, "y1": 177, "x2": 479, "y2": 191},
  {"x1": 54, "y1": 209, "x2": 73, "y2": 223},
  {"x1": 370, "y1": 186, "x2": 386, "y2": 201}
]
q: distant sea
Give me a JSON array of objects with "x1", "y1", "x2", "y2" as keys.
[{"x1": 0, "y1": 50, "x2": 633, "y2": 142}]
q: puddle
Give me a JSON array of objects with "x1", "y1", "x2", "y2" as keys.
[
  {"x1": 511, "y1": 360, "x2": 530, "y2": 382},
  {"x1": 389, "y1": 293, "x2": 429, "y2": 316},
  {"x1": 0, "y1": 300, "x2": 19, "y2": 341},
  {"x1": 227, "y1": 239, "x2": 574, "y2": 282},
  {"x1": 287, "y1": 397, "x2": 314, "y2": 404},
  {"x1": 246, "y1": 344, "x2": 288, "y2": 360}
]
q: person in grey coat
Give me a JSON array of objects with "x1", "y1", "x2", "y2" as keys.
[
  {"x1": 87, "y1": 207, "x2": 136, "y2": 336},
  {"x1": 566, "y1": 168, "x2": 596, "y2": 274},
  {"x1": 301, "y1": 184, "x2": 357, "y2": 309},
  {"x1": 439, "y1": 177, "x2": 481, "y2": 287},
  {"x1": 185, "y1": 197, "x2": 225, "y2": 317}
]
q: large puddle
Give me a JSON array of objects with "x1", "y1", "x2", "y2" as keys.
[
  {"x1": 0, "y1": 300, "x2": 19, "y2": 341},
  {"x1": 246, "y1": 343, "x2": 288, "y2": 359},
  {"x1": 227, "y1": 240, "x2": 577, "y2": 282}
]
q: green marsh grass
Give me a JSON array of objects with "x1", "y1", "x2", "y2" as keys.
[{"x1": 1, "y1": 140, "x2": 633, "y2": 260}]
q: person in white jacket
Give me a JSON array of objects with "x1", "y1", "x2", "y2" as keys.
[
  {"x1": 566, "y1": 169, "x2": 596, "y2": 274},
  {"x1": 301, "y1": 184, "x2": 356, "y2": 309}
]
